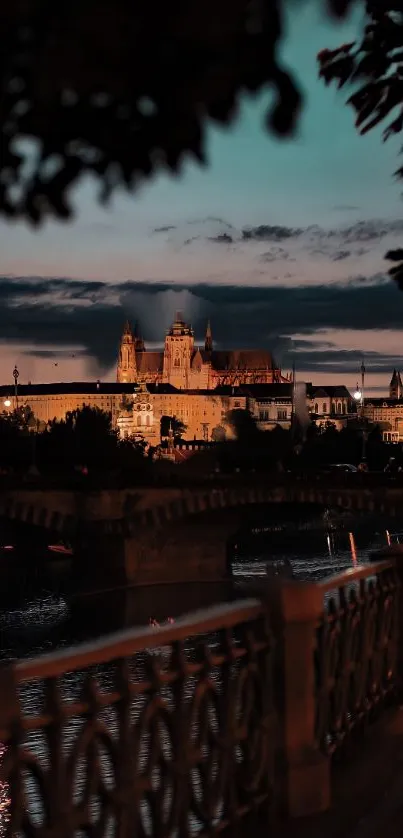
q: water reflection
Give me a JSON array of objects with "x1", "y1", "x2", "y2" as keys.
[
  {"x1": 0, "y1": 523, "x2": 392, "y2": 661},
  {"x1": 0, "y1": 745, "x2": 10, "y2": 837}
]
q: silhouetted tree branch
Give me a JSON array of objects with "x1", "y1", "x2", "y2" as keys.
[
  {"x1": 1, "y1": 0, "x2": 355, "y2": 224},
  {"x1": 318, "y1": 3, "x2": 403, "y2": 287}
]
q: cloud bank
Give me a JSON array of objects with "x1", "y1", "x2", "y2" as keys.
[{"x1": 0, "y1": 272, "x2": 401, "y2": 390}]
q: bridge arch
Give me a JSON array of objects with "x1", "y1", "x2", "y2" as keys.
[{"x1": 128, "y1": 484, "x2": 372, "y2": 532}]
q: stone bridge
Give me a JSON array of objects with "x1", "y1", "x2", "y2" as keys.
[{"x1": 0, "y1": 478, "x2": 401, "y2": 588}]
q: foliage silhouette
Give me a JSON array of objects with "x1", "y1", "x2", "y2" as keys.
[
  {"x1": 318, "y1": 4, "x2": 403, "y2": 287},
  {"x1": 1, "y1": 0, "x2": 355, "y2": 224},
  {"x1": 160, "y1": 415, "x2": 187, "y2": 442}
]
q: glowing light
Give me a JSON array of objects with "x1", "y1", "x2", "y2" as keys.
[
  {"x1": 0, "y1": 743, "x2": 10, "y2": 834},
  {"x1": 3, "y1": 400, "x2": 10, "y2": 408},
  {"x1": 353, "y1": 389, "x2": 362, "y2": 402},
  {"x1": 349, "y1": 531, "x2": 358, "y2": 567}
]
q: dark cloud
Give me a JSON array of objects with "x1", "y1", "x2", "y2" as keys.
[
  {"x1": 26, "y1": 349, "x2": 88, "y2": 360},
  {"x1": 260, "y1": 247, "x2": 294, "y2": 263},
  {"x1": 332, "y1": 251, "x2": 351, "y2": 261},
  {"x1": 0, "y1": 274, "x2": 401, "y2": 374},
  {"x1": 326, "y1": 220, "x2": 403, "y2": 244},
  {"x1": 208, "y1": 233, "x2": 233, "y2": 244},
  {"x1": 242, "y1": 225, "x2": 302, "y2": 241},
  {"x1": 289, "y1": 350, "x2": 402, "y2": 375},
  {"x1": 188, "y1": 216, "x2": 234, "y2": 229},
  {"x1": 153, "y1": 225, "x2": 176, "y2": 233},
  {"x1": 169, "y1": 217, "x2": 403, "y2": 259}
]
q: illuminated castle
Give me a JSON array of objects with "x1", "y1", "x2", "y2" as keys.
[{"x1": 117, "y1": 312, "x2": 288, "y2": 389}]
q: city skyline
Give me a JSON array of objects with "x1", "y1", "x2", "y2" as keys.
[{"x1": 0, "y1": 3, "x2": 403, "y2": 394}]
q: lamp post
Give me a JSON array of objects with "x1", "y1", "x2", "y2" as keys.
[
  {"x1": 360, "y1": 360, "x2": 365, "y2": 418},
  {"x1": 13, "y1": 366, "x2": 19, "y2": 409},
  {"x1": 353, "y1": 360, "x2": 367, "y2": 462}
]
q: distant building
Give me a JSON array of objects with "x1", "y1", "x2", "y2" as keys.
[
  {"x1": 389, "y1": 369, "x2": 403, "y2": 400},
  {"x1": 116, "y1": 312, "x2": 289, "y2": 389},
  {"x1": 359, "y1": 370, "x2": 403, "y2": 442},
  {"x1": 363, "y1": 398, "x2": 403, "y2": 442},
  {"x1": 246, "y1": 383, "x2": 293, "y2": 430},
  {"x1": 306, "y1": 385, "x2": 355, "y2": 429}
]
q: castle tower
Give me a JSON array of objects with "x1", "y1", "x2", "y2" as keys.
[
  {"x1": 163, "y1": 311, "x2": 194, "y2": 389},
  {"x1": 390, "y1": 369, "x2": 403, "y2": 399},
  {"x1": 117, "y1": 320, "x2": 137, "y2": 383},
  {"x1": 205, "y1": 319, "x2": 213, "y2": 352}
]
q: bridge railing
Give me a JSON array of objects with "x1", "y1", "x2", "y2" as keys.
[
  {"x1": 0, "y1": 601, "x2": 276, "y2": 837},
  {"x1": 0, "y1": 555, "x2": 402, "y2": 834}
]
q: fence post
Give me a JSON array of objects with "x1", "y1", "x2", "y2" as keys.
[
  {"x1": 371, "y1": 545, "x2": 403, "y2": 693},
  {"x1": 268, "y1": 578, "x2": 330, "y2": 818},
  {"x1": 0, "y1": 663, "x2": 22, "y2": 832}
]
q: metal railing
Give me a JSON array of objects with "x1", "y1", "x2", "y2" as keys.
[
  {"x1": 0, "y1": 556, "x2": 401, "y2": 835},
  {"x1": 315, "y1": 561, "x2": 399, "y2": 754},
  {"x1": 0, "y1": 601, "x2": 275, "y2": 836}
]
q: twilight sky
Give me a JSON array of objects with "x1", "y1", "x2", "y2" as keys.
[{"x1": 1, "y1": 2, "x2": 403, "y2": 395}]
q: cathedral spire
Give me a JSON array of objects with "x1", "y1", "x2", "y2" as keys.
[
  {"x1": 390, "y1": 368, "x2": 400, "y2": 399},
  {"x1": 205, "y1": 319, "x2": 213, "y2": 352},
  {"x1": 117, "y1": 318, "x2": 137, "y2": 383}
]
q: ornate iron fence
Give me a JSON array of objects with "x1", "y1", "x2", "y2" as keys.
[
  {"x1": 0, "y1": 556, "x2": 402, "y2": 833},
  {"x1": 315, "y1": 560, "x2": 399, "y2": 755},
  {"x1": 0, "y1": 600, "x2": 275, "y2": 837}
]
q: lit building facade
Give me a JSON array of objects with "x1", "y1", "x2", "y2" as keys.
[
  {"x1": 355, "y1": 370, "x2": 403, "y2": 442},
  {"x1": 363, "y1": 400, "x2": 403, "y2": 442},
  {"x1": 116, "y1": 313, "x2": 289, "y2": 389},
  {"x1": 306, "y1": 385, "x2": 355, "y2": 429}
]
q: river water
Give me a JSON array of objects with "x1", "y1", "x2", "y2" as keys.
[{"x1": 0, "y1": 516, "x2": 394, "y2": 662}]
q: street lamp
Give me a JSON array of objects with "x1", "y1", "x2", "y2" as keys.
[
  {"x1": 13, "y1": 366, "x2": 19, "y2": 409},
  {"x1": 3, "y1": 399, "x2": 11, "y2": 408},
  {"x1": 353, "y1": 361, "x2": 368, "y2": 463}
]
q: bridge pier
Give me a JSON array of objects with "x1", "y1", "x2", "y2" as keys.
[{"x1": 73, "y1": 519, "x2": 231, "y2": 592}]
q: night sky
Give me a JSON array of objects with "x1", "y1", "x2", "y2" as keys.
[{"x1": 1, "y1": 3, "x2": 403, "y2": 395}]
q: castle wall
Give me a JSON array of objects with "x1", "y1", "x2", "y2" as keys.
[
  {"x1": 6, "y1": 392, "x2": 122, "y2": 426},
  {"x1": 117, "y1": 390, "x2": 248, "y2": 443}
]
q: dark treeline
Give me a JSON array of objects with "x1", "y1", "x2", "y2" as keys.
[
  {"x1": 0, "y1": 405, "x2": 397, "y2": 482},
  {"x1": 0, "y1": 406, "x2": 150, "y2": 482}
]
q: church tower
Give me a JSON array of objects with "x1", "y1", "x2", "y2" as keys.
[
  {"x1": 163, "y1": 311, "x2": 194, "y2": 389},
  {"x1": 117, "y1": 320, "x2": 137, "y2": 383},
  {"x1": 390, "y1": 369, "x2": 403, "y2": 399},
  {"x1": 205, "y1": 319, "x2": 213, "y2": 352}
]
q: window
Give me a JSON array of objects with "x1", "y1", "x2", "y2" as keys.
[
  {"x1": 277, "y1": 410, "x2": 287, "y2": 421},
  {"x1": 137, "y1": 415, "x2": 142, "y2": 427},
  {"x1": 146, "y1": 415, "x2": 150, "y2": 426},
  {"x1": 322, "y1": 403, "x2": 327, "y2": 414},
  {"x1": 337, "y1": 402, "x2": 342, "y2": 414},
  {"x1": 314, "y1": 403, "x2": 318, "y2": 413}
]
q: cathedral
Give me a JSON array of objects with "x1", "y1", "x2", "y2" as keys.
[
  {"x1": 117, "y1": 312, "x2": 288, "y2": 389},
  {"x1": 389, "y1": 369, "x2": 403, "y2": 400}
]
